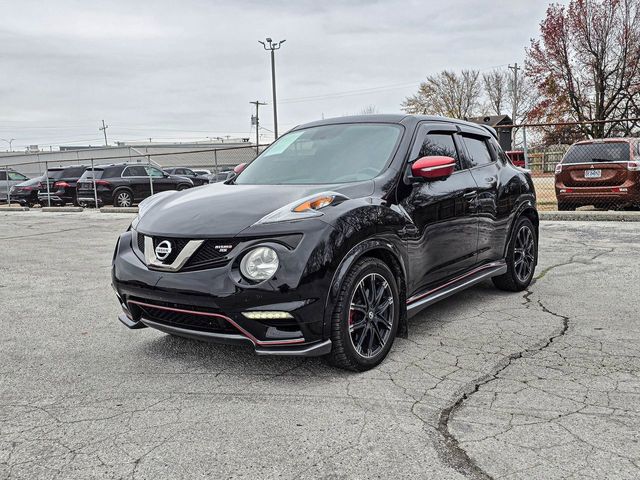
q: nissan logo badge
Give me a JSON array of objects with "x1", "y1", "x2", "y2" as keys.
[{"x1": 155, "y1": 240, "x2": 172, "y2": 261}]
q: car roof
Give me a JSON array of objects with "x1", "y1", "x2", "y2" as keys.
[
  {"x1": 573, "y1": 137, "x2": 640, "y2": 145},
  {"x1": 291, "y1": 114, "x2": 498, "y2": 139}
]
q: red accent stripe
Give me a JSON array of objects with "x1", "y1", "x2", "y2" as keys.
[
  {"x1": 127, "y1": 300, "x2": 305, "y2": 346},
  {"x1": 406, "y1": 262, "x2": 503, "y2": 305}
]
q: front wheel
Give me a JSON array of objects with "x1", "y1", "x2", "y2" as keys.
[
  {"x1": 492, "y1": 216, "x2": 537, "y2": 292},
  {"x1": 327, "y1": 257, "x2": 400, "y2": 371}
]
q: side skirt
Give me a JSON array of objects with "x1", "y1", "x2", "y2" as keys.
[{"x1": 406, "y1": 261, "x2": 507, "y2": 318}]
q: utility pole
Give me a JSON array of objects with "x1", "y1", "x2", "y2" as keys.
[
  {"x1": 99, "y1": 120, "x2": 109, "y2": 146},
  {"x1": 0, "y1": 138, "x2": 15, "y2": 152},
  {"x1": 259, "y1": 38, "x2": 286, "y2": 139},
  {"x1": 250, "y1": 101, "x2": 267, "y2": 154}
]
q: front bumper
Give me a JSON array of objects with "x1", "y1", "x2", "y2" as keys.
[{"x1": 112, "y1": 225, "x2": 336, "y2": 357}]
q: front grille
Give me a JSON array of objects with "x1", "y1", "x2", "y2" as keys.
[
  {"x1": 137, "y1": 232, "x2": 145, "y2": 253},
  {"x1": 137, "y1": 234, "x2": 238, "y2": 271},
  {"x1": 133, "y1": 300, "x2": 237, "y2": 334},
  {"x1": 183, "y1": 239, "x2": 239, "y2": 270}
]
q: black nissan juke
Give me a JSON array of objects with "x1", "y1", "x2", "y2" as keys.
[{"x1": 112, "y1": 115, "x2": 538, "y2": 371}]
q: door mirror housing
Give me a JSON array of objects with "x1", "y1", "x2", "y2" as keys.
[{"x1": 411, "y1": 156, "x2": 456, "y2": 181}]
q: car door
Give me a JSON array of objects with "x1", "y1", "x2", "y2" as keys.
[
  {"x1": 458, "y1": 127, "x2": 507, "y2": 264},
  {"x1": 144, "y1": 165, "x2": 174, "y2": 193},
  {"x1": 122, "y1": 165, "x2": 150, "y2": 200},
  {"x1": 398, "y1": 123, "x2": 479, "y2": 293}
]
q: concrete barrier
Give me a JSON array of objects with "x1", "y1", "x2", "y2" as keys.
[
  {"x1": 100, "y1": 207, "x2": 138, "y2": 214},
  {"x1": 540, "y1": 211, "x2": 640, "y2": 222},
  {"x1": 41, "y1": 207, "x2": 84, "y2": 213},
  {"x1": 0, "y1": 206, "x2": 29, "y2": 212}
]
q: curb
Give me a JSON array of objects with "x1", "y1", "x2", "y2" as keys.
[
  {"x1": 41, "y1": 207, "x2": 84, "y2": 213},
  {"x1": 540, "y1": 211, "x2": 640, "y2": 222},
  {"x1": 100, "y1": 207, "x2": 139, "y2": 214},
  {"x1": 0, "y1": 206, "x2": 29, "y2": 212}
]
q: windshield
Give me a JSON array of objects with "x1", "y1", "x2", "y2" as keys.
[
  {"x1": 235, "y1": 123, "x2": 403, "y2": 185},
  {"x1": 563, "y1": 142, "x2": 630, "y2": 164}
]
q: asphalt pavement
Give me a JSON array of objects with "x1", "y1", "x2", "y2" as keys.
[{"x1": 1, "y1": 211, "x2": 638, "y2": 479}]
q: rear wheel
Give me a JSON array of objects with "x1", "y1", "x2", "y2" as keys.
[
  {"x1": 113, "y1": 190, "x2": 133, "y2": 208},
  {"x1": 492, "y1": 216, "x2": 537, "y2": 292},
  {"x1": 327, "y1": 257, "x2": 400, "y2": 371},
  {"x1": 177, "y1": 184, "x2": 189, "y2": 191}
]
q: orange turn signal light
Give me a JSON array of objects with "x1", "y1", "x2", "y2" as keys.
[{"x1": 293, "y1": 195, "x2": 335, "y2": 212}]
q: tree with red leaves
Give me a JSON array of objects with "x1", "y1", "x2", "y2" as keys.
[{"x1": 526, "y1": 0, "x2": 640, "y2": 138}]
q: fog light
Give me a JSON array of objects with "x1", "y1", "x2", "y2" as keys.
[{"x1": 243, "y1": 311, "x2": 293, "y2": 320}]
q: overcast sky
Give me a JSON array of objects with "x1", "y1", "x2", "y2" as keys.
[{"x1": 0, "y1": 0, "x2": 561, "y2": 150}]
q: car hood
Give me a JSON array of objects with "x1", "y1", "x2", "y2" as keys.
[{"x1": 136, "y1": 181, "x2": 374, "y2": 237}]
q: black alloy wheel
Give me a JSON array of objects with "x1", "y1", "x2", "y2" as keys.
[
  {"x1": 328, "y1": 257, "x2": 400, "y2": 371},
  {"x1": 492, "y1": 216, "x2": 537, "y2": 292}
]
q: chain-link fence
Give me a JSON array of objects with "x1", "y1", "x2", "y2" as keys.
[
  {"x1": 495, "y1": 119, "x2": 640, "y2": 211},
  {"x1": 0, "y1": 145, "x2": 261, "y2": 208}
]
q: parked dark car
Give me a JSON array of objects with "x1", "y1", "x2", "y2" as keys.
[
  {"x1": 112, "y1": 115, "x2": 539, "y2": 370},
  {"x1": 0, "y1": 169, "x2": 30, "y2": 203},
  {"x1": 163, "y1": 167, "x2": 210, "y2": 186},
  {"x1": 76, "y1": 163, "x2": 194, "y2": 207},
  {"x1": 210, "y1": 170, "x2": 234, "y2": 183},
  {"x1": 9, "y1": 176, "x2": 43, "y2": 207},
  {"x1": 37, "y1": 165, "x2": 88, "y2": 206},
  {"x1": 555, "y1": 138, "x2": 640, "y2": 210}
]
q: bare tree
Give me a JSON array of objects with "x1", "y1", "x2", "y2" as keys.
[
  {"x1": 402, "y1": 70, "x2": 482, "y2": 119},
  {"x1": 483, "y1": 69, "x2": 508, "y2": 116},
  {"x1": 526, "y1": 0, "x2": 640, "y2": 137},
  {"x1": 359, "y1": 105, "x2": 379, "y2": 115}
]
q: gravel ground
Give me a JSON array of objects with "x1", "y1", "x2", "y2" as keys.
[{"x1": 1, "y1": 211, "x2": 638, "y2": 479}]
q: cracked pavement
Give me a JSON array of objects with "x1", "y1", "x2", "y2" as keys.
[{"x1": 1, "y1": 212, "x2": 638, "y2": 479}]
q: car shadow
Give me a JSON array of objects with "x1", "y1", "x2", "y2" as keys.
[{"x1": 134, "y1": 280, "x2": 515, "y2": 376}]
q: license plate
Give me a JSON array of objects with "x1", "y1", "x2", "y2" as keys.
[{"x1": 585, "y1": 169, "x2": 601, "y2": 178}]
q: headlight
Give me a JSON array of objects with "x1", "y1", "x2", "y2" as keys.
[
  {"x1": 240, "y1": 247, "x2": 279, "y2": 281},
  {"x1": 257, "y1": 192, "x2": 348, "y2": 224}
]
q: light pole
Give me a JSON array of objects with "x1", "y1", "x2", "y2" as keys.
[
  {"x1": 259, "y1": 38, "x2": 286, "y2": 139},
  {"x1": 250, "y1": 101, "x2": 267, "y2": 154},
  {"x1": 0, "y1": 138, "x2": 15, "y2": 152}
]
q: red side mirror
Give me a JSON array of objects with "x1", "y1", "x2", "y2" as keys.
[
  {"x1": 233, "y1": 163, "x2": 247, "y2": 174},
  {"x1": 411, "y1": 156, "x2": 456, "y2": 181}
]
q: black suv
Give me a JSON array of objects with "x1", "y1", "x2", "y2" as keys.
[
  {"x1": 163, "y1": 167, "x2": 210, "y2": 186},
  {"x1": 77, "y1": 163, "x2": 194, "y2": 207},
  {"x1": 112, "y1": 115, "x2": 538, "y2": 370},
  {"x1": 37, "y1": 165, "x2": 88, "y2": 206}
]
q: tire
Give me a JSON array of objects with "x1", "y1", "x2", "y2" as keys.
[
  {"x1": 492, "y1": 216, "x2": 537, "y2": 292},
  {"x1": 113, "y1": 190, "x2": 133, "y2": 208},
  {"x1": 177, "y1": 184, "x2": 190, "y2": 191},
  {"x1": 327, "y1": 257, "x2": 400, "y2": 371},
  {"x1": 557, "y1": 203, "x2": 575, "y2": 211}
]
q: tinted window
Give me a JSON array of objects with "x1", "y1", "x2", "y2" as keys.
[
  {"x1": 462, "y1": 136, "x2": 493, "y2": 167},
  {"x1": 8, "y1": 172, "x2": 28, "y2": 181},
  {"x1": 145, "y1": 166, "x2": 164, "y2": 177},
  {"x1": 418, "y1": 133, "x2": 461, "y2": 170},
  {"x1": 79, "y1": 169, "x2": 104, "y2": 180},
  {"x1": 123, "y1": 166, "x2": 147, "y2": 177},
  {"x1": 562, "y1": 142, "x2": 630, "y2": 164},
  {"x1": 62, "y1": 166, "x2": 86, "y2": 178},
  {"x1": 235, "y1": 124, "x2": 403, "y2": 185},
  {"x1": 46, "y1": 169, "x2": 65, "y2": 180},
  {"x1": 184, "y1": 169, "x2": 194, "y2": 176}
]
